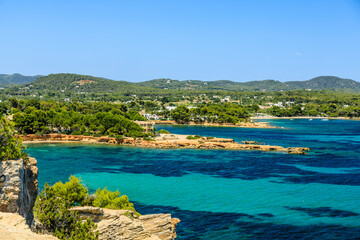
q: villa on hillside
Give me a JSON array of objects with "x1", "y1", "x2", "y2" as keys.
[{"x1": 134, "y1": 121, "x2": 154, "y2": 133}]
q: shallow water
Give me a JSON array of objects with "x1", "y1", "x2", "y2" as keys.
[{"x1": 26, "y1": 119, "x2": 360, "y2": 239}]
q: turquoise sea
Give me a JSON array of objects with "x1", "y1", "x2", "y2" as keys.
[{"x1": 26, "y1": 119, "x2": 360, "y2": 239}]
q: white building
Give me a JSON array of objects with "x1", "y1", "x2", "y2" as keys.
[{"x1": 165, "y1": 106, "x2": 177, "y2": 111}]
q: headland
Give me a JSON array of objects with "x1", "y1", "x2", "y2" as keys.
[{"x1": 20, "y1": 133, "x2": 309, "y2": 154}]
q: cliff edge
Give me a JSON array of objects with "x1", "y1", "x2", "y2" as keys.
[
  {"x1": 1, "y1": 158, "x2": 180, "y2": 239},
  {"x1": 70, "y1": 206, "x2": 180, "y2": 240},
  {"x1": 0, "y1": 157, "x2": 38, "y2": 226}
]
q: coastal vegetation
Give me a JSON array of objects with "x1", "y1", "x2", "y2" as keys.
[
  {"x1": 34, "y1": 175, "x2": 139, "y2": 239},
  {"x1": 0, "y1": 116, "x2": 26, "y2": 160},
  {"x1": 186, "y1": 135, "x2": 202, "y2": 140},
  {"x1": 157, "y1": 129, "x2": 170, "y2": 134},
  {"x1": 5, "y1": 99, "x2": 151, "y2": 138},
  {"x1": 170, "y1": 103, "x2": 250, "y2": 124},
  {"x1": 1, "y1": 73, "x2": 360, "y2": 136}
]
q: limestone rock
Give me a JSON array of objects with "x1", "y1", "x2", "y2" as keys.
[
  {"x1": 0, "y1": 157, "x2": 38, "y2": 226},
  {"x1": 70, "y1": 206, "x2": 180, "y2": 240},
  {"x1": 0, "y1": 212, "x2": 57, "y2": 240},
  {"x1": 140, "y1": 214, "x2": 180, "y2": 240}
]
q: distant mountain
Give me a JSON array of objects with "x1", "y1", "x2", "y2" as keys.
[
  {"x1": 286, "y1": 76, "x2": 360, "y2": 91},
  {"x1": 139, "y1": 76, "x2": 360, "y2": 92},
  {"x1": 2, "y1": 73, "x2": 359, "y2": 93},
  {"x1": 138, "y1": 79, "x2": 290, "y2": 91},
  {"x1": 0, "y1": 73, "x2": 41, "y2": 87}
]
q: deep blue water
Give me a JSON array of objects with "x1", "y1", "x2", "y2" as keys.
[{"x1": 26, "y1": 119, "x2": 360, "y2": 239}]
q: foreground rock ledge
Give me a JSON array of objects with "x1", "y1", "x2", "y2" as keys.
[
  {"x1": 0, "y1": 212, "x2": 57, "y2": 240},
  {"x1": 70, "y1": 206, "x2": 180, "y2": 240},
  {"x1": 1, "y1": 157, "x2": 180, "y2": 239},
  {"x1": 21, "y1": 134, "x2": 310, "y2": 154}
]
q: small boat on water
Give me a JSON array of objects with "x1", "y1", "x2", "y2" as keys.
[
  {"x1": 309, "y1": 119, "x2": 313, "y2": 121},
  {"x1": 321, "y1": 118, "x2": 329, "y2": 121}
]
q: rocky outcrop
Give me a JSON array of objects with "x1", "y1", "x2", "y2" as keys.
[
  {"x1": 152, "y1": 120, "x2": 275, "y2": 128},
  {"x1": 0, "y1": 212, "x2": 57, "y2": 240},
  {"x1": 70, "y1": 206, "x2": 180, "y2": 240},
  {"x1": 0, "y1": 157, "x2": 38, "y2": 226},
  {"x1": 20, "y1": 134, "x2": 309, "y2": 154},
  {"x1": 0, "y1": 158, "x2": 54, "y2": 239}
]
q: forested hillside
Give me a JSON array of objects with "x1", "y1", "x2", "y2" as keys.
[
  {"x1": 29, "y1": 73, "x2": 150, "y2": 93},
  {"x1": 0, "y1": 73, "x2": 41, "y2": 87},
  {"x1": 2, "y1": 73, "x2": 360, "y2": 93},
  {"x1": 286, "y1": 76, "x2": 360, "y2": 91}
]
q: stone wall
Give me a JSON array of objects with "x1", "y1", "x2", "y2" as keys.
[{"x1": 0, "y1": 157, "x2": 38, "y2": 226}]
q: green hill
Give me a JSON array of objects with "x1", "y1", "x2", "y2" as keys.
[
  {"x1": 140, "y1": 76, "x2": 360, "y2": 92},
  {"x1": 2, "y1": 73, "x2": 360, "y2": 94},
  {"x1": 286, "y1": 76, "x2": 360, "y2": 92},
  {"x1": 0, "y1": 73, "x2": 41, "y2": 87},
  {"x1": 28, "y1": 73, "x2": 149, "y2": 93}
]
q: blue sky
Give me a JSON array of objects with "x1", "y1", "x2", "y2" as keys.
[{"x1": 1, "y1": 0, "x2": 360, "y2": 82}]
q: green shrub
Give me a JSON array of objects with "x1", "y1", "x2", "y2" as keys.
[
  {"x1": 115, "y1": 135, "x2": 124, "y2": 141},
  {"x1": 93, "y1": 187, "x2": 140, "y2": 216},
  {"x1": 186, "y1": 135, "x2": 202, "y2": 140},
  {"x1": 83, "y1": 132, "x2": 91, "y2": 136},
  {"x1": 34, "y1": 183, "x2": 99, "y2": 240},
  {"x1": 93, "y1": 134, "x2": 102, "y2": 137},
  {"x1": 34, "y1": 176, "x2": 140, "y2": 240},
  {"x1": 0, "y1": 117, "x2": 27, "y2": 161},
  {"x1": 157, "y1": 129, "x2": 170, "y2": 134},
  {"x1": 34, "y1": 176, "x2": 140, "y2": 239},
  {"x1": 52, "y1": 175, "x2": 89, "y2": 206},
  {"x1": 71, "y1": 130, "x2": 82, "y2": 135}
]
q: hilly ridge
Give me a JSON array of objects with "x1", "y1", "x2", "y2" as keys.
[
  {"x1": 0, "y1": 73, "x2": 41, "y2": 87},
  {"x1": 1, "y1": 73, "x2": 360, "y2": 93},
  {"x1": 137, "y1": 76, "x2": 360, "y2": 92},
  {"x1": 29, "y1": 73, "x2": 149, "y2": 93}
]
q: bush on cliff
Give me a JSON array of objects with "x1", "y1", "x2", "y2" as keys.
[
  {"x1": 52, "y1": 175, "x2": 89, "y2": 206},
  {"x1": 0, "y1": 116, "x2": 27, "y2": 160},
  {"x1": 35, "y1": 176, "x2": 140, "y2": 238},
  {"x1": 92, "y1": 187, "x2": 140, "y2": 216},
  {"x1": 34, "y1": 183, "x2": 99, "y2": 240}
]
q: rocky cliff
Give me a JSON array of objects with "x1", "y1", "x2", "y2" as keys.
[
  {"x1": 0, "y1": 157, "x2": 38, "y2": 226},
  {"x1": 70, "y1": 206, "x2": 180, "y2": 240},
  {"x1": 1, "y1": 157, "x2": 180, "y2": 239}
]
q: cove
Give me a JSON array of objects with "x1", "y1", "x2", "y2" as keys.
[{"x1": 26, "y1": 119, "x2": 360, "y2": 239}]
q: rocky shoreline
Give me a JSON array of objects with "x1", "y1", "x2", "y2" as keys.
[
  {"x1": 20, "y1": 134, "x2": 309, "y2": 154},
  {"x1": 152, "y1": 120, "x2": 276, "y2": 128}
]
